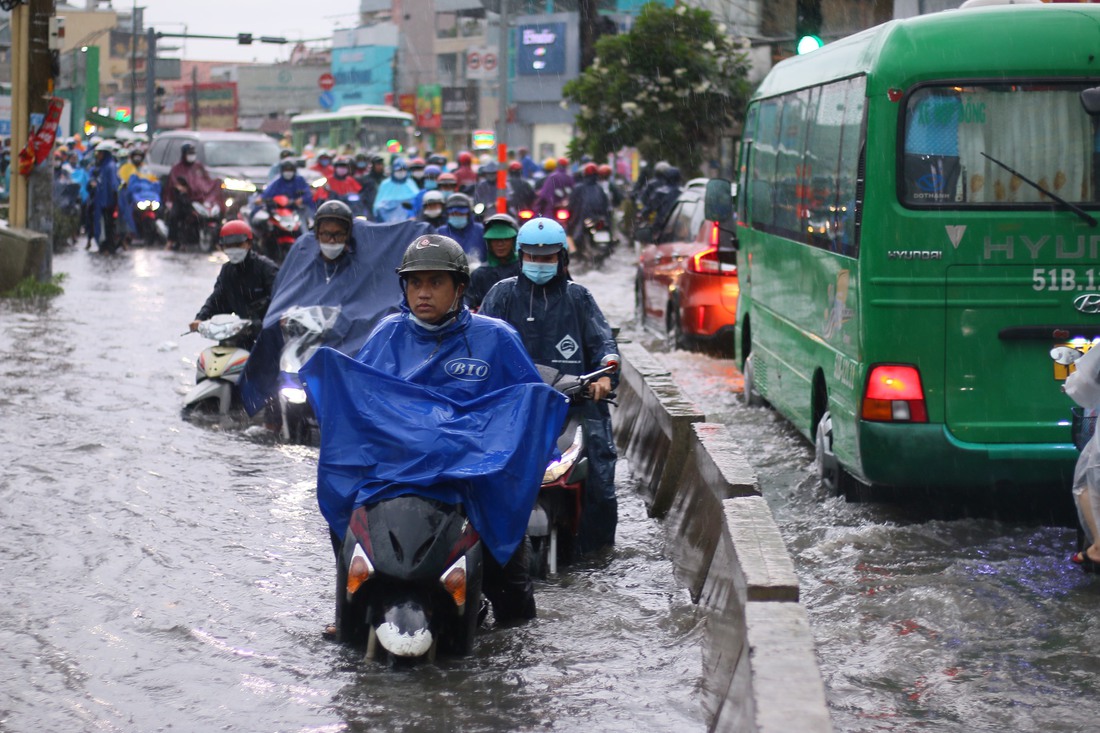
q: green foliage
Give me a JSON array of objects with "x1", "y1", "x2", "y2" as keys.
[
  {"x1": 1, "y1": 273, "x2": 66, "y2": 299},
  {"x1": 563, "y1": 2, "x2": 751, "y2": 174}
]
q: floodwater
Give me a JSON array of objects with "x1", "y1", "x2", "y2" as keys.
[
  {"x1": 0, "y1": 247, "x2": 703, "y2": 732},
  {"x1": 607, "y1": 251, "x2": 1100, "y2": 732}
]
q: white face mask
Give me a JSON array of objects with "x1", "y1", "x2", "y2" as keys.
[
  {"x1": 185, "y1": 154, "x2": 197, "y2": 164},
  {"x1": 281, "y1": 170, "x2": 294, "y2": 181},
  {"x1": 223, "y1": 247, "x2": 248, "y2": 264},
  {"x1": 320, "y1": 243, "x2": 346, "y2": 260}
]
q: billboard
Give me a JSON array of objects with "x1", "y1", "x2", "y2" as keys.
[
  {"x1": 184, "y1": 82, "x2": 238, "y2": 130},
  {"x1": 417, "y1": 84, "x2": 442, "y2": 129},
  {"x1": 331, "y1": 44, "x2": 396, "y2": 109},
  {"x1": 441, "y1": 86, "x2": 478, "y2": 129},
  {"x1": 516, "y1": 22, "x2": 566, "y2": 76}
]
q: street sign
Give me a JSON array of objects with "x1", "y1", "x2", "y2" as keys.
[
  {"x1": 319, "y1": 91, "x2": 335, "y2": 109},
  {"x1": 483, "y1": 53, "x2": 497, "y2": 72},
  {"x1": 319, "y1": 72, "x2": 335, "y2": 91}
]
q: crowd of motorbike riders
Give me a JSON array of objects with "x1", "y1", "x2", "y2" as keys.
[{"x1": 54, "y1": 131, "x2": 686, "y2": 644}]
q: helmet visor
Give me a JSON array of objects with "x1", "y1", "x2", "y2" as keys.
[{"x1": 220, "y1": 234, "x2": 250, "y2": 246}]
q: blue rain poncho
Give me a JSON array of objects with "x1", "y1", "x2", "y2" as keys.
[
  {"x1": 238, "y1": 218, "x2": 431, "y2": 414},
  {"x1": 300, "y1": 308, "x2": 569, "y2": 564}
]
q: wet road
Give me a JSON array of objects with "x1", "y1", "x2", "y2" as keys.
[
  {"x1": 599, "y1": 254, "x2": 1100, "y2": 733},
  {"x1": 0, "y1": 248, "x2": 703, "y2": 732}
]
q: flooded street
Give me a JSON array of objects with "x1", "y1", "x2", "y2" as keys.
[{"x1": 0, "y1": 247, "x2": 702, "y2": 732}]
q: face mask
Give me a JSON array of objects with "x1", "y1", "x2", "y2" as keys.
[
  {"x1": 356, "y1": 163, "x2": 367, "y2": 171},
  {"x1": 424, "y1": 179, "x2": 437, "y2": 190},
  {"x1": 224, "y1": 247, "x2": 248, "y2": 264},
  {"x1": 319, "y1": 159, "x2": 331, "y2": 168},
  {"x1": 185, "y1": 154, "x2": 197, "y2": 164},
  {"x1": 334, "y1": 166, "x2": 349, "y2": 178},
  {"x1": 281, "y1": 170, "x2": 294, "y2": 181},
  {"x1": 320, "y1": 243, "x2": 346, "y2": 260},
  {"x1": 447, "y1": 216, "x2": 467, "y2": 230},
  {"x1": 424, "y1": 206, "x2": 443, "y2": 218},
  {"x1": 522, "y1": 261, "x2": 557, "y2": 285},
  {"x1": 393, "y1": 171, "x2": 408, "y2": 181},
  {"x1": 412, "y1": 170, "x2": 424, "y2": 180}
]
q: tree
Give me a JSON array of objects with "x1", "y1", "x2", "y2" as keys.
[{"x1": 562, "y1": 2, "x2": 751, "y2": 174}]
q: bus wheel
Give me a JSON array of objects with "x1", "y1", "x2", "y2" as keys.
[
  {"x1": 742, "y1": 353, "x2": 763, "y2": 407},
  {"x1": 815, "y1": 411, "x2": 843, "y2": 495}
]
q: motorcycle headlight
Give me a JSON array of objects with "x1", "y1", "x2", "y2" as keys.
[
  {"x1": 136, "y1": 201, "x2": 149, "y2": 210},
  {"x1": 225, "y1": 198, "x2": 234, "y2": 209},
  {"x1": 311, "y1": 176, "x2": 328, "y2": 189},
  {"x1": 222, "y1": 177, "x2": 257, "y2": 193},
  {"x1": 151, "y1": 201, "x2": 160, "y2": 211},
  {"x1": 280, "y1": 386, "x2": 308, "y2": 404}
]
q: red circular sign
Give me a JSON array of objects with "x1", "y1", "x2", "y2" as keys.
[
  {"x1": 468, "y1": 52, "x2": 480, "y2": 70},
  {"x1": 483, "y1": 53, "x2": 497, "y2": 72},
  {"x1": 319, "y1": 72, "x2": 335, "y2": 91}
]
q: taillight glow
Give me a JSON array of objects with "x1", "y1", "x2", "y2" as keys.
[
  {"x1": 346, "y1": 543, "x2": 374, "y2": 596},
  {"x1": 709, "y1": 221, "x2": 719, "y2": 247},
  {"x1": 555, "y1": 209, "x2": 570, "y2": 222},
  {"x1": 441, "y1": 556, "x2": 467, "y2": 609},
  {"x1": 518, "y1": 209, "x2": 535, "y2": 220},
  {"x1": 861, "y1": 365, "x2": 928, "y2": 422},
  {"x1": 687, "y1": 247, "x2": 737, "y2": 276}
]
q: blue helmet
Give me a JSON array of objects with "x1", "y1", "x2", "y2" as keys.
[
  {"x1": 391, "y1": 158, "x2": 408, "y2": 172},
  {"x1": 517, "y1": 217, "x2": 566, "y2": 255}
]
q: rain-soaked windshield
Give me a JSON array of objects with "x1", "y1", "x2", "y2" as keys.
[
  {"x1": 203, "y1": 139, "x2": 281, "y2": 167},
  {"x1": 902, "y1": 82, "x2": 1100, "y2": 207}
]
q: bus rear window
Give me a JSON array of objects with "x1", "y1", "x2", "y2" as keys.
[{"x1": 901, "y1": 83, "x2": 1100, "y2": 208}]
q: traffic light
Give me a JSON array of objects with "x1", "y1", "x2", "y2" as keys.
[
  {"x1": 237, "y1": 33, "x2": 253, "y2": 45},
  {"x1": 796, "y1": 0, "x2": 824, "y2": 55}
]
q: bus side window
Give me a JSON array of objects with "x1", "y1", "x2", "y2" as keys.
[
  {"x1": 774, "y1": 90, "x2": 812, "y2": 240},
  {"x1": 835, "y1": 77, "x2": 866, "y2": 257},
  {"x1": 749, "y1": 99, "x2": 781, "y2": 233}
]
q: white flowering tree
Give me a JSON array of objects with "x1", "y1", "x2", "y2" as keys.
[{"x1": 563, "y1": 2, "x2": 751, "y2": 174}]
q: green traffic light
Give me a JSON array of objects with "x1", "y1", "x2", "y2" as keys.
[{"x1": 797, "y1": 34, "x2": 824, "y2": 55}]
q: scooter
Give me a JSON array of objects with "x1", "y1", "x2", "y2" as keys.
[
  {"x1": 276, "y1": 305, "x2": 341, "y2": 445},
  {"x1": 576, "y1": 216, "x2": 613, "y2": 268},
  {"x1": 336, "y1": 495, "x2": 484, "y2": 660},
  {"x1": 182, "y1": 314, "x2": 252, "y2": 415},
  {"x1": 252, "y1": 195, "x2": 304, "y2": 264},
  {"x1": 175, "y1": 177, "x2": 223, "y2": 253},
  {"x1": 129, "y1": 177, "x2": 168, "y2": 246},
  {"x1": 527, "y1": 358, "x2": 619, "y2": 578}
]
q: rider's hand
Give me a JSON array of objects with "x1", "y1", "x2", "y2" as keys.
[
  {"x1": 189, "y1": 320, "x2": 200, "y2": 332},
  {"x1": 587, "y1": 376, "x2": 612, "y2": 401}
]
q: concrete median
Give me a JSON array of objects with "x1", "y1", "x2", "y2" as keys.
[{"x1": 611, "y1": 342, "x2": 832, "y2": 733}]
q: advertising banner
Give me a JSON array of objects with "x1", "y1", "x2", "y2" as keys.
[
  {"x1": 331, "y1": 44, "x2": 396, "y2": 109},
  {"x1": 184, "y1": 82, "x2": 238, "y2": 130},
  {"x1": 441, "y1": 87, "x2": 478, "y2": 130},
  {"x1": 417, "y1": 84, "x2": 442, "y2": 129},
  {"x1": 517, "y1": 22, "x2": 566, "y2": 76}
]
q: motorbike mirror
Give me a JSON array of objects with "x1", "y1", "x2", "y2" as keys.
[
  {"x1": 600, "y1": 354, "x2": 620, "y2": 373},
  {"x1": 1081, "y1": 87, "x2": 1100, "y2": 116},
  {"x1": 474, "y1": 202, "x2": 486, "y2": 215}
]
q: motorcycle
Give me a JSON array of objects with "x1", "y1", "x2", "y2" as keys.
[
  {"x1": 335, "y1": 494, "x2": 484, "y2": 660},
  {"x1": 129, "y1": 177, "x2": 168, "y2": 246},
  {"x1": 576, "y1": 216, "x2": 613, "y2": 268},
  {"x1": 276, "y1": 305, "x2": 341, "y2": 445},
  {"x1": 175, "y1": 176, "x2": 223, "y2": 252},
  {"x1": 182, "y1": 314, "x2": 252, "y2": 415},
  {"x1": 527, "y1": 358, "x2": 619, "y2": 578},
  {"x1": 252, "y1": 195, "x2": 304, "y2": 264}
]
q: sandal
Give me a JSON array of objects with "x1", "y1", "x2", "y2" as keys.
[{"x1": 1072, "y1": 551, "x2": 1100, "y2": 574}]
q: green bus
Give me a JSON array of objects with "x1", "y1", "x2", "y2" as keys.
[
  {"x1": 708, "y1": 4, "x2": 1100, "y2": 497},
  {"x1": 290, "y1": 105, "x2": 415, "y2": 154}
]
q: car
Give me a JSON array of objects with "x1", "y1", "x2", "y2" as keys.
[
  {"x1": 635, "y1": 178, "x2": 739, "y2": 351},
  {"x1": 146, "y1": 130, "x2": 294, "y2": 221}
]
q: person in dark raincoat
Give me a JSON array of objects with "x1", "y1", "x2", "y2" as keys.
[
  {"x1": 189, "y1": 220, "x2": 279, "y2": 350},
  {"x1": 465, "y1": 212, "x2": 520, "y2": 311},
  {"x1": 479, "y1": 217, "x2": 620, "y2": 553},
  {"x1": 89, "y1": 141, "x2": 122, "y2": 253},
  {"x1": 435, "y1": 192, "x2": 487, "y2": 264}
]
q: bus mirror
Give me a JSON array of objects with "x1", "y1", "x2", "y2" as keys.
[
  {"x1": 1081, "y1": 87, "x2": 1100, "y2": 116},
  {"x1": 705, "y1": 178, "x2": 735, "y2": 222}
]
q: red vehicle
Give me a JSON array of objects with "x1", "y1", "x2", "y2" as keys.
[{"x1": 635, "y1": 179, "x2": 738, "y2": 350}]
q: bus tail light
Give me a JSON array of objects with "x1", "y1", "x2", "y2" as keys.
[
  {"x1": 687, "y1": 247, "x2": 737, "y2": 276},
  {"x1": 861, "y1": 365, "x2": 928, "y2": 423}
]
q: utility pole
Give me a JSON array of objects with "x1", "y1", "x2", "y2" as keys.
[
  {"x1": 144, "y1": 27, "x2": 156, "y2": 133},
  {"x1": 496, "y1": 0, "x2": 508, "y2": 146}
]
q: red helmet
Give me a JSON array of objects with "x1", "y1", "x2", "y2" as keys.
[
  {"x1": 508, "y1": 160, "x2": 522, "y2": 173},
  {"x1": 597, "y1": 163, "x2": 612, "y2": 179},
  {"x1": 458, "y1": 151, "x2": 473, "y2": 165},
  {"x1": 409, "y1": 157, "x2": 426, "y2": 169},
  {"x1": 219, "y1": 219, "x2": 253, "y2": 245},
  {"x1": 437, "y1": 172, "x2": 458, "y2": 187},
  {"x1": 582, "y1": 162, "x2": 598, "y2": 177},
  {"x1": 557, "y1": 156, "x2": 569, "y2": 169}
]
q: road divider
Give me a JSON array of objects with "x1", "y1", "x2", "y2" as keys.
[{"x1": 612, "y1": 341, "x2": 833, "y2": 733}]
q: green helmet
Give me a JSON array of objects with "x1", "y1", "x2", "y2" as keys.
[{"x1": 396, "y1": 234, "x2": 470, "y2": 281}]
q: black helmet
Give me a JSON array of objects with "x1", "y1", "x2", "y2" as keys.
[
  {"x1": 279, "y1": 158, "x2": 297, "y2": 172},
  {"x1": 314, "y1": 200, "x2": 354, "y2": 230},
  {"x1": 396, "y1": 234, "x2": 470, "y2": 281},
  {"x1": 478, "y1": 162, "x2": 498, "y2": 176},
  {"x1": 279, "y1": 148, "x2": 296, "y2": 159},
  {"x1": 371, "y1": 153, "x2": 385, "y2": 165},
  {"x1": 181, "y1": 142, "x2": 196, "y2": 156},
  {"x1": 445, "y1": 192, "x2": 473, "y2": 211}
]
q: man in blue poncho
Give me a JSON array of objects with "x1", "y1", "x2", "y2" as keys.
[{"x1": 302, "y1": 234, "x2": 567, "y2": 629}]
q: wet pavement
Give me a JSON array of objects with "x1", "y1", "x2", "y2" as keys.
[{"x1": 0, "y1": 247, "x2": 703, "y2": 732}]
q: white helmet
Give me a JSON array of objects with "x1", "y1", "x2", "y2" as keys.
[{"x1": 94, "y1": 140, "x2": 117, "y2": 154}]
